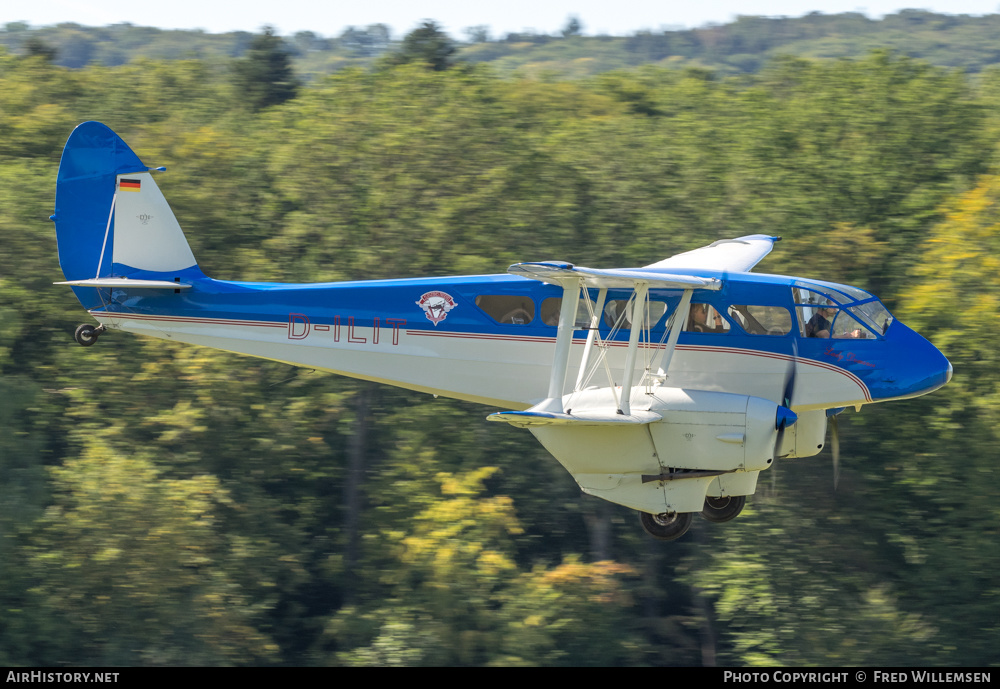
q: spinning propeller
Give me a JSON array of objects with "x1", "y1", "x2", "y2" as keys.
[
  {"x1": 774, "y1": 339, "x2": 798, "y2": 458},
  {"x1": 827, "y1": 408, "x2": 844, "y2": 490},
  {"x1": 776, "y1": 337, "x2": 844, "y2": 489}
]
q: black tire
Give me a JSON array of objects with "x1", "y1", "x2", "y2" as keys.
[
  {"x1": 700, "y1": 495, "x2": 746, "y2": 523},
  {"x1": 74, "y1": 324, "x2": 100, "y2": 347},
  {"x1": 639, "y1": 510, "x2": 693, "y2": 541}
]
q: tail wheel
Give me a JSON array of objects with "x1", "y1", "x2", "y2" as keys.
[
  {"x1": 74, "y1": 324, "x2": 101, "y2": 347},
  {"x1": 700, "y1": 495, "x2": 746, "y2": 523},
  {"x1": 639, "y1": 511, "x2": 693, "y2": 541}
]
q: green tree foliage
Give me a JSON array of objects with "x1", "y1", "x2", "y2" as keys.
[
  {"x1": 562, "y1": 17, "x2": 583, "y2": 39},
  {"x1": 384, "y1": 21, "x2": 457, "y2": 72},
  {"x1": 321, "y1": 468, "x2": 644, "y2": 666},
  {"x1": 22, "y1": 36, "x2": 57, "y2": 62},
  {"x1": 11, "y1": 11, "x2": 1000, "y2": 79},
  {"x1": 30, "y1": 442, "x2": 279, "y2": 664},
  {"x1": 1, "y1": 49, "x2": 998, "y2": 666},
  {"x1": 231, "y1": 27, "x2": 300, "y2": 111}
]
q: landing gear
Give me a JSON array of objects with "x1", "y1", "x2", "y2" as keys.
[
  {"x1": 700, "y1": 495, "x2": 746, "y2": 523},
  {"x1": 639, "y1": 510, "x2": 693, "y2": 541},
  {"x1": 74, "y1": 323, "x2": 104, "y2": 347}
]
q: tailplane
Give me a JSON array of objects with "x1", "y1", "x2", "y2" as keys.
[{"x1": 52, "y1": 122, "x2": 204, "y2": 309}]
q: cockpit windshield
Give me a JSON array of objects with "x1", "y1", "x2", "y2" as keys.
[
  {"x1": 847, "y1": 299, "x2": 895, "y2": 335},
  {"x1": 792, "y1": 280, "x2": 894, "y2": 339}
]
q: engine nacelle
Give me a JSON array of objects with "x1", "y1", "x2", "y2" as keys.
[
  {"x1": 775, "y1": 408, "x2": 828, "y2": 459},
  {"x1": 526, "y1": 387, "x2": 789, "y2": 514},
  {"x1": 647, "y1": 387, "x2": 781, "y2": 472}
]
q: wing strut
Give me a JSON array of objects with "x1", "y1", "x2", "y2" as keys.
[
  {"x1": 490, "y1": 258, "x2": 723, "y2": 428},
  {"x1": 619, "y1": 287, "x2": 693, "y2": 414},
  {"x1": 504, "y1": 260, "x2": 716, "y2": 419},
  {"x1": 656, "y1": 289, "x2": 693, "y2": 382},
  {"x1": 540, "y1": 280, "x2": 582, "y2": 412},
  {"x1": 573, "y1": 287, "x2": 608, "y2": 391},
  {"x1": 618, "y1": 282, "x2": 649, "y2": 415}
]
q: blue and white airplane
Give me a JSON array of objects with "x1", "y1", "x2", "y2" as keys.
[{"x1": 53, "y1": 122, "x2": 952, "y2": 540}]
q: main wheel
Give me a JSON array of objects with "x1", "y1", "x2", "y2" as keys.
[
  {"x1": 74, "y1": 324, "x2": 100, "y2": 347},
  {"x1": 700, "y1": 495, "x2": 746, "y2": 523},
  {"x1": 639, "y1": 511, "x2": 693, "y2": 541}
]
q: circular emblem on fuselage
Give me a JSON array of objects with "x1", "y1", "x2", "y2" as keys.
[{"x1": 416, "y1": 291, "x2": 456, "y2": 326}]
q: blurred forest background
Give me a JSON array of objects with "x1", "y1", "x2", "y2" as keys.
[{"x1": 1, "y1": 11, "x2": 999, "y2": 666}]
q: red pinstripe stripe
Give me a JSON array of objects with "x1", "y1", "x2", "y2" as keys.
[
  {"x1": 90, "y1": 313, "x2": 871, "y2": 401},
  {"x1": 91, "y1": 312, "x2": 286, "y2": 328},
  {"x1": 405, "y1": 331, "x2": 871, "y2": 401}
]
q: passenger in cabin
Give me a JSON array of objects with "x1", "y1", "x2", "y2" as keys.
[
  {"x1": 686, "y1": 303, "x2": 726, "y2": 333},
  {"x1": 603, "y1": 300, "x2": 630, "y2": 328}
]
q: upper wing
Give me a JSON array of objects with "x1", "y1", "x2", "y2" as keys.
[
  {"x1": 508, "y1": 263, "x2": 721, "y2": 290},
  {"x1": 643, "y1": 235, "x2": 780, "y2": 273}
]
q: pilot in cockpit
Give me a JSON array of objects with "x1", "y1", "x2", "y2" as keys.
[
  {"x1": 806, "y1": 302, "x2": 864, "y2": 339},
  {"x1": 805, "y1": 303, "x2": 836, "y2": 338}
]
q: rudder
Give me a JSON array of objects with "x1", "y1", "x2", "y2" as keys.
[{"x1": 52, "y1": 122, "x2": 202, "y2": 308}]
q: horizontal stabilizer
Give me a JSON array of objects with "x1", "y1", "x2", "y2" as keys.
[
  {"x1": 54, "y1": 277, "x2": 192, "y2": 289},
  {"x1": 508, "y1": 263, "x2": 721, "y2": 290},
  {"x1": 488, "y1": 409, "x2": 662, "y2": 428}
]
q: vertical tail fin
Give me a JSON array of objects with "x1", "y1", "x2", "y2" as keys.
[{"x1": 52, "y1": 122, "x2": 203, "y2": 308}]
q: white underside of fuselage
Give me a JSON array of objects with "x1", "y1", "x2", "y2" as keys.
[{"x1": 93, "y1": 311, "x2": 871, "y2": 412}]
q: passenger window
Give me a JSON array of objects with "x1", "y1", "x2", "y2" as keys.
[
  {"x1": 540, "y1": 297, "x2": 592, "y2": 328},
  {"x1": 728, "y1": 305, "x2": 791, "y2": 336},
  {"x1": 603, "y1": 300, "x2": 668, "y2": 329},
  {"x1": 475, "y1": 295, "x2": 535, "y2": 325},
  {"x1": 684, "y1": 303, "x2": 730, "y2": 334}
]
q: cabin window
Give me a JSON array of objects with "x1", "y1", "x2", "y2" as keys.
[
  {"x1": 603, "y1": 299, "x2": 668, "y2": 330},
  {"x1": 793, "y1": 285, "x2": 843, "y2": 306},
  {"x1": 795, "y1": 288, "x2": 842, "y2": 338},
  {"x1": 849, "y1": 301, "x2": 894, "y2": 335},
  {"x1": 831, "y1": 310, "x2": 877, "y2": 340},
  {"x1": 684, "y1": 303, "x2": 730, "y2": 334},
  {"x1": 794, "y1": 279, "x2": 874, "y2": 304},
  {"x1": 475, "y1": 295, "x2": 535, "y2": 325},
  {"x1": 728, "y1": 305, "x2": 792, "y2": 336},
  {"x1": 797, "y1": 305, "x2": 877, "y2": 339},
  {"x1": 797, "y1": 305, "x2": 834, "y2": 338},
  {"x1": 540, "y1": 297, "x2": 593, "y2": 328},
  {"x1": 793, "y1": 284, "x2": 886, "y2": 339}
]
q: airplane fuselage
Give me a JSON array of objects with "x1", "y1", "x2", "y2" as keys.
[{"x1": 86, "y1": 268, "x2": 950, "y2": 414}]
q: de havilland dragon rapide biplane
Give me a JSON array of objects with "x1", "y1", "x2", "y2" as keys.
[{"x1": 52, "y1": 122, "x2": 952, "y2": 540}]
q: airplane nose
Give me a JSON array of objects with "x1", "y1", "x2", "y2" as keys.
[
  {"x1": 925, "y1": 343, "x2": 952, "y2": 395},
  {"x1": 871, "y1": 323, "x2": 952, "y2": 402}
]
